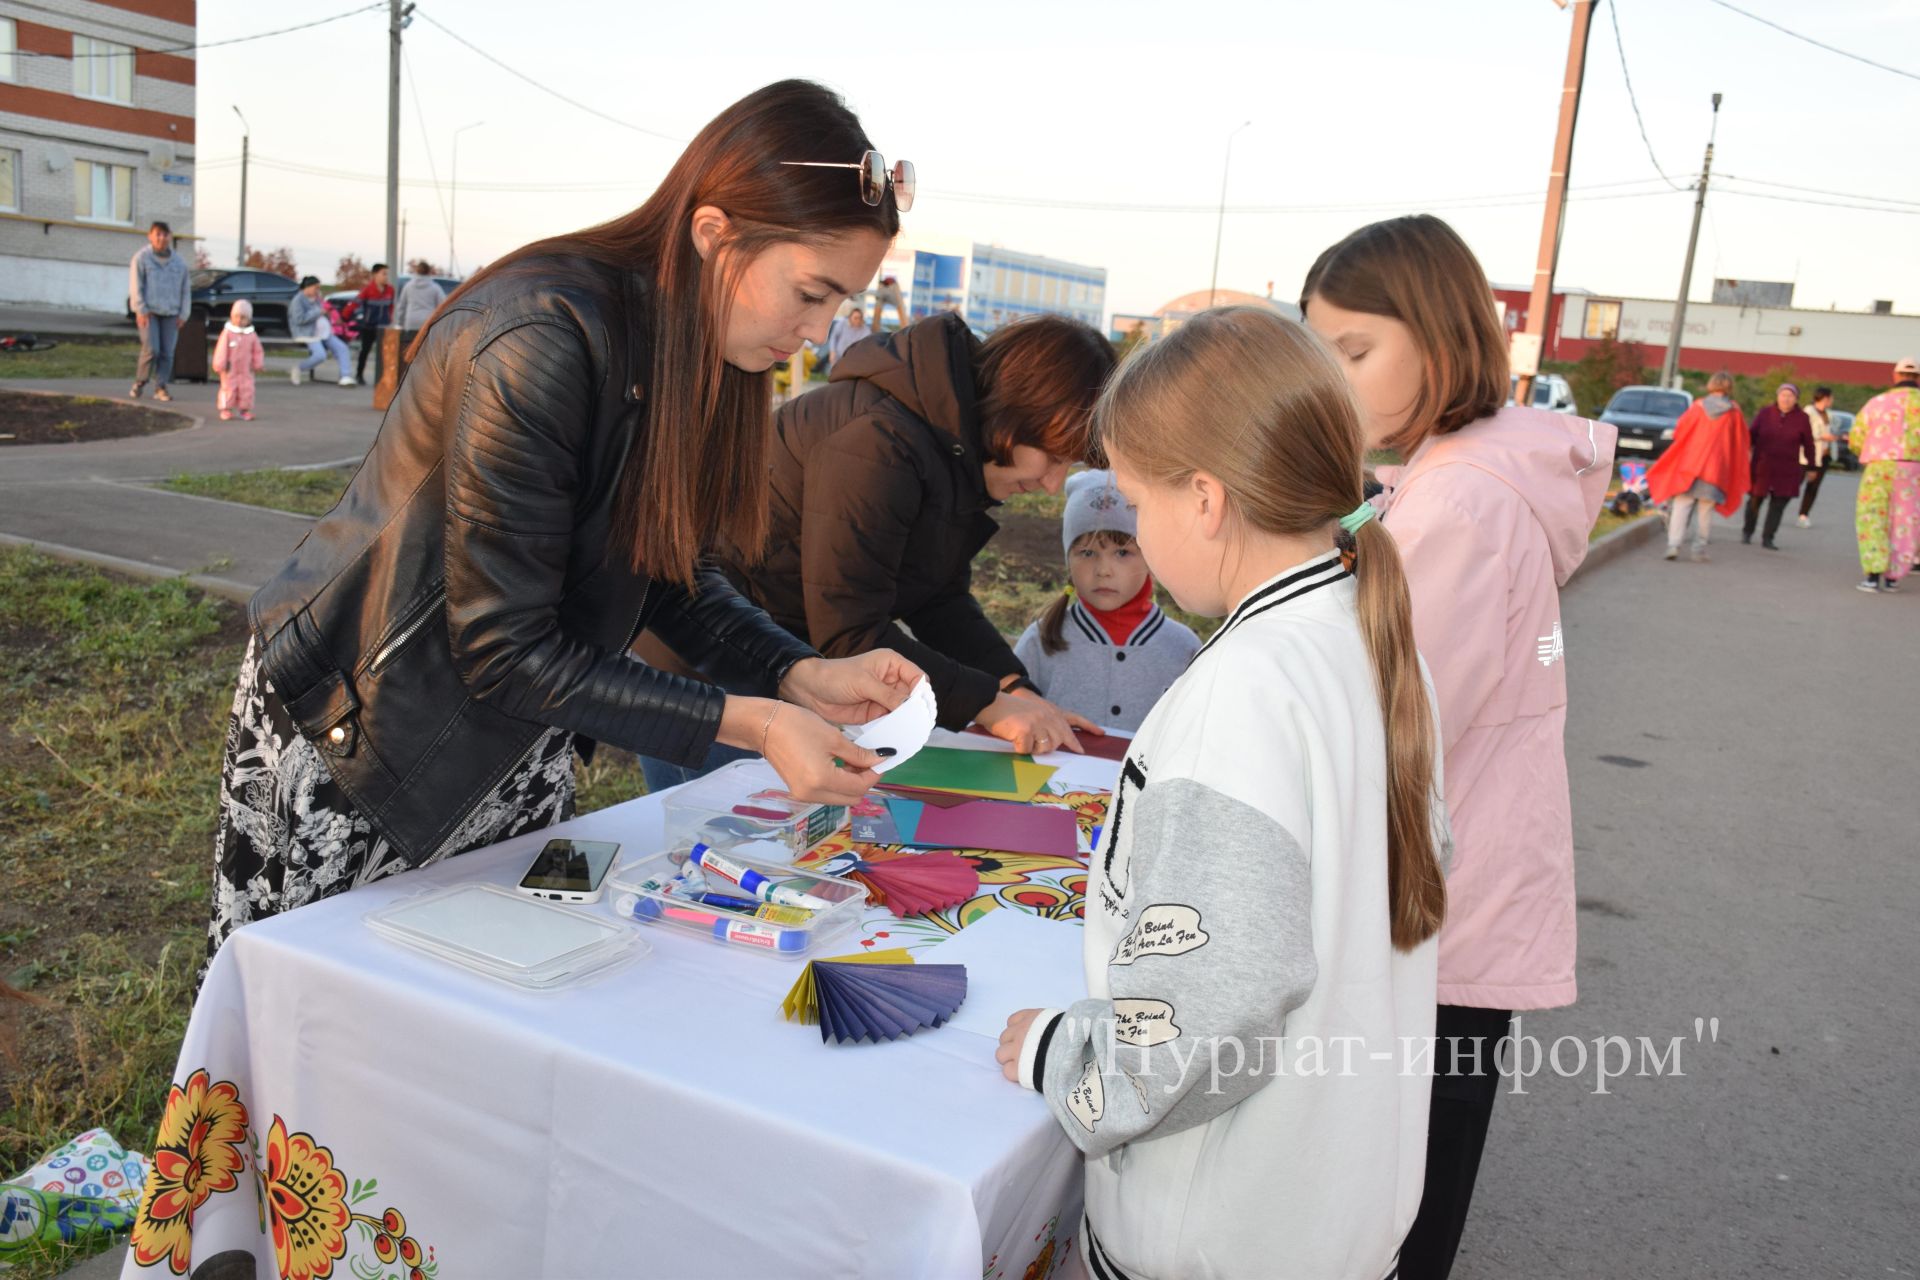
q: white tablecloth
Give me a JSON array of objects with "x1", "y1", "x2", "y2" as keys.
[{"x1": 124, "y1": 735, "x2": 1117, "y2": 1280}]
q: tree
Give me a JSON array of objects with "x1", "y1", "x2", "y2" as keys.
[
  {"x1": 192, "y1": 245, "x2": 213, "y2": 271},
  {"x1": 242, "y1": 246, "x2": 298, "y2": 279},
  {"x1": 335, "y1": 255, "x2": 372, "y2": 290},
  {"x1": 1113, "y1": 322, "x2": 1150, "y2": 363},
  {"x1": 1568, "y1": 332, "x2": 1648, "y2": 418}
]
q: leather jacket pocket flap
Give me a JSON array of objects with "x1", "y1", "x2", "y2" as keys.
[{"x1": 284, "y1": 669, "x2": 360, "y2": 756}]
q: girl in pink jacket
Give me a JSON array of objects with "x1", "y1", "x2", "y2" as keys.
[
  {"x1": 212, "y1": 299, "x2": 266, "y2": 421},
  {"x1": 1304, "y1": 215, "x2": 1615, "y2": 1280}
]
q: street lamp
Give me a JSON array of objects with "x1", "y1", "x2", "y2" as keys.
[
  {"x1": 449, "y1": 120, "x2": 484, "y2": 276},
  {"x1": 1207, "y1": 120, "x2": 1252, "y2": 309},
  {"x1": 232, "y1": 104, "x2": 250, "y2": 267}
]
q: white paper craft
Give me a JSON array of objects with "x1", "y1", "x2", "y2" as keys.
[{"x1": 849, "y1": 677, "x2": 938, "y2": 773}]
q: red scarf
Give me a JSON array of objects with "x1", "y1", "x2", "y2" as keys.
[{"x1": 1083, "y1": 575, "x2": 1156, "y2": 645}]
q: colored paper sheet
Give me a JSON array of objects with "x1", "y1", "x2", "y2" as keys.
[
  {"x1": 965, "y1": 723, "x2": 1133, "y2": 762},
  {"x1": 879, "y1": 752, "x2": 1059, "y2": 802},
  {"x1": 781, "y1": 947, "x2": 914, "y2": 1023},
  {"x1": 892, "y1": 797, "x2": 1081, "y2": 858},
  {"x1": 880, "y1": 746, "x2": 1020, "y2": 794}
]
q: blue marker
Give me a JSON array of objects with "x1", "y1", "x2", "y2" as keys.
[{"x1": 686, "y1": 843, "x2": 830, "y2": 910}]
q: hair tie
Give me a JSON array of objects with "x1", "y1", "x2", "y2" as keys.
[{"x1": 1339, "y1": 502, "x2": 1378, "y2": 536}]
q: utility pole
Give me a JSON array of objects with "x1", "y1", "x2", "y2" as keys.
[
  {"x1": 1660, "y1": 93, "x2": 1722, "y2": 390},
  {"x1": 399, "y1": 210, "x2": 408, "y2": 276},
  {"x1": 1516, "y1": 0, "x2": 1597, "y2": 409},
  {"x1": 232, "y1": 105, "x2": 249, "y2": 267},
  {"x1": 385, "y1": 2, "x2": 413, "y2": 278},
  {"x1": 1207, "y1": 121, "x2": 1251, "y2": 309}
]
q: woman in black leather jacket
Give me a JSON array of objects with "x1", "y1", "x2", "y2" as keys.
[{"x1": 204, "y1": 81, "x2": 921, "y2": 971}]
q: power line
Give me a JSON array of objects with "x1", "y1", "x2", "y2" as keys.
[
  {"x1": 1606, "y1": 0, "x2": 1688, "y2": 190},
  {"x1": 12, "y1": 2, "x2": 383, "y2": 57},
  {"x1": 1717, "y1": 173, "x2": 1920, "y2": 210},
  {"x1": 411, "y1": 9, "x2": 682, "y2": 143},
  {"x1": 402, "y1": 48, "x2": 454, "y2": 245},
  {"x1": 1704, "y1": 0, "x2": 1920, "y2": 83},
  {"x1": 1715, "y1": 187, "x2": 1920, "y2": 216}
]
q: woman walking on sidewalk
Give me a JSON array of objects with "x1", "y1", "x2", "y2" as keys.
[
  {"x1": 1743, "y1": 383, "x2": 1815, "y2": 549},
  {"x1": 1648, "y1": 371, "x2": 1749, "y2": 561},
  {"x1": 1304, "y1": 214, "x2": 1615, "y2": 1280}
]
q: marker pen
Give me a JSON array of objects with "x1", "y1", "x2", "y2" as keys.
[
  {"x1": 688, "y1": 893, "x2": 814, "y2": 926},
  {"x1": 613, "y1": 893, "x2": 808, "y2": 953},
  {"x1": 686, "y1": 843, "x2": 830, "y2": 910}
]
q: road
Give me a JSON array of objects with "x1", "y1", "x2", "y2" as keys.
[{"x1": 1463, "y1": 471, "x2": 1917, "y2": 1278}]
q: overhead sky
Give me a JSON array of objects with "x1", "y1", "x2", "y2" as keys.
[{"x1": 191, "y1": 0, "x2": 1920, "y2": 321}]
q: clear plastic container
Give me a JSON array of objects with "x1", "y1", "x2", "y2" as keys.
[
  {"x1": 660, "y1": 759, "x2": 849, "y2": 861},
  {"x1": 605, "y1": 847, "x2": 868, "y2": 960},
  {"x1": 364, "y1": 883, "x2": 647, "y2": 989}
]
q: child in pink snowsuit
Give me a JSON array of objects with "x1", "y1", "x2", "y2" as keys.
[{"x1": 212, "y1": 299, "x2": 266, "y2": 421}]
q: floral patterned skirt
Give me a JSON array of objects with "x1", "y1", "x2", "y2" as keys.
[{"x1": 204, "y1": 637, "x2": 575, "y2": 983}]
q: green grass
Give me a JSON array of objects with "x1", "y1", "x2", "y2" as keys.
[
  {"x1": 158, "y1": 465, "x2": 357, "y2": 516},
  {"x1": 0, "y1": 548, "x2": 239, "y2": 1275},
  {"x1": 0, "y1": 339, "x2": 147, "y2": 381}
]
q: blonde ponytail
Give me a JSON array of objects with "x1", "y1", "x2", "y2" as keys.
[{"x1": 1350, "y1": 519, "x2": 1446, "y2": 950}]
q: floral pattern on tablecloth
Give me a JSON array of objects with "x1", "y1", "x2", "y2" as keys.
[
  {"x1": 129, "y1": 1073, "x2": 439, "y2": 1280},
  {"x1": 794, "y1": 786, "x2": 1109, "y2": 954}
]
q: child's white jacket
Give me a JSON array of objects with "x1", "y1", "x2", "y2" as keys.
[{"x1": 1015, "y1": 553, "x2": 1449, "y2": 1280}]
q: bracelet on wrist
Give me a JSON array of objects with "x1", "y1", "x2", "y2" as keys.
[{"x1": 760, "y1": 703, "x2": 780, "y2": 756}]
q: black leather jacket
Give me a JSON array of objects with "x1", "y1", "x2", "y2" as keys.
[{"x1": 248, "y1": 254, "x2": 817, "y2": 865}]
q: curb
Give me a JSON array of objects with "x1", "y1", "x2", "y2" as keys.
[
  {"x1": 1569, "y1": 512, "x2": 1662, "y2": 586},
  {"x1": 0, "y1": 532, "x2": 257, "y2": 604}
]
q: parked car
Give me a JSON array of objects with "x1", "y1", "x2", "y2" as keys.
[
  {"x1": 1827, "y1": 410, "x2": 1857, "y2": 470},
  {"x1": 187, "y1": 269, "x2": 303, "y2": 336},
  {"x1": 1508, "y1": 372, "x2": 1578, "y2": 415},
  {"x1": 1600, "y1": 385, "x2": 1693, "y2": 456}
]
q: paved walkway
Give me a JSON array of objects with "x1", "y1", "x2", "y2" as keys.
[
  {"x1": 1462, "y1": 470, "x2": 1917, "y2": 1277},
  {"x1": 1, "y1": 375, "x2": 381, "y2": 598}
]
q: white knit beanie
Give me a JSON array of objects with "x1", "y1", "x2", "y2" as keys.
[{"x1": 1060, "y1": 469, "x2": 1136, "y2": 556}]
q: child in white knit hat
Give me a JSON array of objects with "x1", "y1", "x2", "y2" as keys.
[{"x1": 1013, "y1": 470, "x2": 1200, "y2": 732}]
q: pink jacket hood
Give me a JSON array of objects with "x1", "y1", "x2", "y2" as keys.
[{"x1": 1390, "y1": 407, "x2": 1616, "y2": 587}]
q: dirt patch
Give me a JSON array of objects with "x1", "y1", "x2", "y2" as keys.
[
  {"x1": 991, "y1": 511, "x2": 1066, "y2": 575},
  {"x1": 0, "y1": 387, "x2": 193, "y2": 445}
]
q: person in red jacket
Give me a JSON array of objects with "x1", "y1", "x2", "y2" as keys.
[
  {"x1": 352, "y1": 263, "x2": 395, "y2": 384},
  {"x1": 1648, "y1": 371, "x2": 1750, "y2": 561},
  {"x1": 1744, "y1": 383, "x2": 1817, "y2": 549}
]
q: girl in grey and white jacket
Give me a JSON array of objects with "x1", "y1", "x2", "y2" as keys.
[
  {"x1": 1014, "y1": 470, "x2": 1199, "y2": 733},
  {"x1": 998, "y1": 309, "x2": 1451, "y2": 1280}
]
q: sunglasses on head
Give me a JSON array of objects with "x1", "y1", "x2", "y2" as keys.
[{"x1": 781, "y1": 149, "x2": 915, "y2": 212}]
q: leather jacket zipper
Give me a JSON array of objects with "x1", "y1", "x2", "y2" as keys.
[
  {"x1": 620, "y1": 581, "x2": 651, "y2": 653},
  {"x1": 371, "y1": 587, "x2": 445, "y2": 675}
]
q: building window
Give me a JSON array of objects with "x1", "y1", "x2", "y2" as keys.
[
  {"x1": 75, "y1": 159, "x2": 133, "y2": 224},
  {"x1": 2, "y1": 18, "x2": 18, "y2": 81},
  {"x1": 72, "y1": 34, "x2": 135, "y2": 104},
  {"x1": 0, "y1": 149, "x2": 19, "y2": 211},
  {"x1": 1583, "y1": 300, "x2": 1622, "y2": 340}
]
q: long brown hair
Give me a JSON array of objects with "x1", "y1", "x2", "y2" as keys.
[
  {"x1": 424, "y1": 80, "x2": 899, "y2": 583},
  {"x1": 1096, "y1": 308, "x2": 1445, "y2": 951},
  {"x1": 1300, "y1": 214, "x2": 1508, "y2": 457}
]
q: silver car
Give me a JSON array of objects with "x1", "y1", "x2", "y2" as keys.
[{"x1": 1508, "y1": 373, "x2": 1578, "y2": 415}]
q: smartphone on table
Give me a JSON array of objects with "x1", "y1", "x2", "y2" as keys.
[{"x1": 515, "y1": 839, "x2": 620, "y2": 905}]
